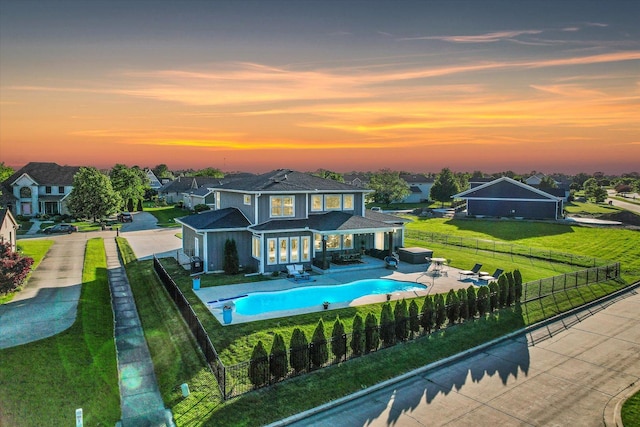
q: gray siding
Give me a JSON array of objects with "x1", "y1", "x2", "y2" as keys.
[
  {"x1": 467, "y1": 200, "x2": 558, "y2": 219},
  {"x1": 205, "y1": 230, "x2": 255, "y2": 272},
  {"x1": 219, "y1": 192, "x2": 254, "y2": 222}
]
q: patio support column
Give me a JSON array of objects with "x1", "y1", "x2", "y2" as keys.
[
  {"x1": 388, "y1": 231, "x2": 394, "y2": 256},
  {"x1": 322, "y1": 235, "x2": 328, "y2": 269}
]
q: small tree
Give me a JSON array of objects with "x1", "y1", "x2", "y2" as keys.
[
  {"x1": 446, "y1": 289, "x2": 460, "y2": 325},
  {"x1": 477, "y1": 286, "x2": 489, "y2": 317},
  {"x1": 408, "y1": 300, "x2": 420, "y2": 338},
  {"x1": 513, "y1": 269, "x2": 523, "y2": 302},
  {"x1": 488, "y1": 282, "x2": 499, "y2": 312},
  {"x1": 248, "y1": 340, "x2": 269, "y2": 387},
  {"x1": 0, "y1": 242, "x2": 34, "y2": 295},
  {"x1": 394, "y1": 299, "x2": 409, "y2": 342},
  {"x1": 350, "y1": 314, "x2": 365, "y2": 356},
  {"x1": 379, "y1": 303, "x2": 395, "y2": 347},
  {"x1": 364, "y1": 313, "x2": 379, "y2": 353},
  {"x1": 310, "y1": 319, "x2": 328, "y2": 368},
  {"x1": 457, "y1": 288, "x2": 469, "y2": 322},
  {"x1": 368, "y1": 169, "x2": 410, "y2": 205},
  {"x1": 467, "y1": 285, "x2": 477, "y2": 319},
  {"x1": 506, "y1": 271, "x2": 515, "y2": 306},
  {"x1": 498, "y1": 275, "x2": 509, "y2": 307},
  {"x1": 420, "y1": 295, "x2": 435, "y2": 334},
  {"x1": 289, "y1": 328, "x2": 309, "y2": 373},
  {"x1": 269, "y1": 333, "x2": 288, "y2": 380},
  {"x1": 331, "y1": 317, "x2": 347, "y2": 362},
  {"x1": 434, "y1": 294, "x2": 446, "y2": 329},
  {"x1": 430, "y1": 167, "x2": 461, "y2": 207},
  {"x1": 223, "y1": 238, "x2": 240, "y2": 275},
  {"x1": 67, "y1": 167, "x2": 122, "y2": 221}
]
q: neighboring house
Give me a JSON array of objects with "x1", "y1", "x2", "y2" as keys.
[
  {"x1": 399, "y1": 173, "x2": 434, "y2": 203},
  {"x1": 158, "y1": 176, "x2": 222, "y2": 204},
  {"x1": 525, "y1": 173, "x2": 571, "y2": 201},
  {"x1": 453, "y1": 176, "x2": 564, "y2": 220},
  {"x1": 182, "y1": 186, "x2": 216, "y2": 210},
  {"x1": 0, "y1": 208, "x2": 19, "y2": 252},
  {"x1": 145, "y1": 169, "x2": 163, "y2": 190},
  {"x1": 176, "y1": 169, "x2": 408, "y2": 275},
  {"x1": 0, "y1": 162, "x2": 81, "y2": 217},
  {"x1": 343, "y1": 172, "x2": 369, "y2": 188}
]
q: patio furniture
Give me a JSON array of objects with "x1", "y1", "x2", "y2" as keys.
[
  {"x1": 287, "y1": 264, "x2": 310, "y2": 281},
  {"x1": 479, "y1": 269, "x2": 504, "y2": 284},
  {"x1": 384, "y1": 255, "x2": 399, "y2": 270},
  {"x1": 459, "y1": 263, "x2": 483, "y2": 279}
]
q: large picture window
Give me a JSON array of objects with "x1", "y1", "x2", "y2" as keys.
[
  {"x1": 326, "y1": 234, "x2": 340, "y2": 250},
  {"x1": 278, "y1": 238, "x2": 289, "y2": 264},
  {"x1": 290, "y1": 237, "x2": 300, "y2": 263},
  {"x1": 270, "y1": 196, "x2": 295, "y2": 217},
  {"x1": 252, "y1": 235, "x2": 261, "y2": 258},
  {"x1": 301, "y1": 236, "x2": 310, "y2": 262},
  {"x1": 267, "y1": 239, "x2": 277, "y2": 265},
  {"x1": 325, "y1": 195, "x2": 341, "y2": 210},
  {"x1": 343, "y1": 194, "x2": 354, "y2": 210}
]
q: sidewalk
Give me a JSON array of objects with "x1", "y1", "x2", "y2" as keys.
[{"x1": 104, "y1": 237, "x2": 174, "y2": 427}]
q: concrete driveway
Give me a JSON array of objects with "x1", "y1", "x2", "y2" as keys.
[
  {"x1": 118, "y1": 211, "x2": 182, "y2": 260},
  {"x1": 0, "y1": 234, "x2": 87, "y2": 349},
  {"x1": 281, "y1": 288, "x2": 640, "y2": 427}
]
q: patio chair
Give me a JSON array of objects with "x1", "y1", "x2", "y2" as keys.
[
  {"x1": 287, "y1": 264, "x2": 310, "y2": 281},
  {"x1": 459, "y1": 263, "x2": 483, "y2": 279},
  {"x1": 384, "y1": 255, "x2": 399, "y2": 270},
  {"x1": 479, "y1": 269, "x2": 504, "y2": 284}
]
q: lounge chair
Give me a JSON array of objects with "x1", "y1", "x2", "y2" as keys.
[
  {"x1": 287, "y1": 264, "x2": 310, "y2": 281},
  {"x1": 459, "y1": 263, "x2": 483, "y2": 279},
  {"x1": 479, "y1": 269, "x2": 504, "y2": 283},
  {"x1": 384, "y1": 255, "x2": 399, "y2": 270}
]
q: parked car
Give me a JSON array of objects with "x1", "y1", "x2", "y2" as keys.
[
  {"x1": 43, "y1": 223, "x2": 78, "y2": 234},
  {"x1": 370, "y1": 206, "x2": 382, "y2": 212},
  {"x1": 118, "y1": 212, "x2": 133, "y2": 222}
]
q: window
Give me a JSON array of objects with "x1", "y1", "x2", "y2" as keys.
[
  {"x1": 244, "y1": 194, "x2": 251, "y2": 205},
  {"x1": 278, "y1": 238, "x2": 288, "y2": 264},
  {"x1": 270, "y1": 196, "x2": 295, "y2": 217},
  {"x1": 326, "y1": 234, "x2": 340, "y2": 250},
  {"x1": 343, "y1": 194, "x2": 354, "y2": 210},
  {"x1": 314, "y1": 233, "x2": 322, "y2": 250},
  {"x1": 301, "y1": 236, "x2": 311, "y2": 262},
  {"x1": 267, "y1": 239, "x2": 277, "y2": 265},
  {"x1": 252, "y1": 236, "x2": 261, "y2": 258},
  {"x1": 311, "y1": 194, "x2": 323, "y2": 211},
  {"x1": 343, "y1": 234, "x2": 353, "y2": 249},
  {"x1": 45, "y1": 186, "x2": 52, "y2": 194},
  {"x1": 19, "y1": 187, "x2": 31, "y2": 198},
  {"x1": 215, "y1": 192, "x2": 221, "y2": 210},
  {"x1": 194, "y1": 237, "x2": 200, "y2": 257},
  {"x1": 325, "y1": 195, "x2": 341, "y2": 210},
  {"x1": 58, "y1": 186, "x2": 64, "y2": 194},
  {"x1": 290, "y1": 237, "x2": 299, "y2": 263}
]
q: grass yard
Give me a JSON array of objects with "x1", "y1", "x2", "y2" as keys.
[
  {"x1": 0, "y1": 238, "x2": 119, "y2": 426},
  {"x1": 622, "y1": 390, "x2": 640, "y2": 426},
  {"x1": 563, "y1": 201, "x2": 621, "y2": 215},
  {"x1": 144, "y1": 205, "x2": 189, "y2": 228},
  {"x1": 0, "y1": 239, "x2": 54, "y2": 304}
]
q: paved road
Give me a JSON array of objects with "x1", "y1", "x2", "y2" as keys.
[
  {"x1": 282, "y1": 289, "x2": 640, "y2": 427},
  {"x1": 119, "y1": 211, "x2": 183, "y2": 260},
  {"x1": 0, "y1": 234, "x2": 87, "y2": 349},
  {"x1": 607, "y1": 190, "x2": 640, "y2": 215}
]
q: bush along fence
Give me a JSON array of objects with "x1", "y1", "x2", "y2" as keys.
[
  {"x1": 153, "y1": 257, "x2": 621, "y2": 400},
  {"x1": 405, "y1": 230, "x2": 608, "y2": 268}
]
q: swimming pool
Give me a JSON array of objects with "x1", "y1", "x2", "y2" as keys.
[{"x1": 233, "y1": 279, "x2": 426, "y2": 316}]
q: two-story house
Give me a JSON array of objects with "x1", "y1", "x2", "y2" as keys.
[
  {"x1": 176, "y1": 169, "x2": 407, "y2": 275},
  {"x1": 1, "y1": 162, "x2": 81, "y2": 217}
]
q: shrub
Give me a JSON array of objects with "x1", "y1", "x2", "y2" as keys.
[
  {"x1": 380, "y1": 303, "x2": 395, "y2": 347},
  {"x1": 408, "y1": 300, "x2": 420, "y2": 337},
  {"x1": 248, "y1": 340, "x2": 269, "y2": 388},
  {"x1": 477, "y1": 286, "x2": 489, "y2": 317},
  {"x1": 0, "y1": 242, "x2": 34, "y2": 295},
  {"x1": 498, "y1": 275, "x2": 508, "y2": 307},
  {"x1": 269, "y1": 333, "x2": 288, "y2": 380},
  {"x1": 420, "y1": 295, "x2": 435, "y2": 334},
  {"x1": 446, "y1": 289, "x2": 459, "y2": 325},
  {"x1": 488, "y1": 282, "x2": 499, "y2": 312},
  {"x1": 434, "y1": 294, "x2": 446, "y2": 329},
  {"x1": 350, "y1": 314, "x2": 365, "y2": 356},
  {"x1": 223, "y1": 238, "x2": 240, "y2": 275},
  {"x1": 289, "y1": 328, "x2": 309, "y2": 373},
  {"x1": 310, "y1": 319, "x2": 328, "y2": 368},
  {"x1": 467, "y1": 285, "x2": 477, "y2": 319},
  {"x1": 364, "y1": 313, "x2": 379, "y2": 353},
  {"x1": 513, "y1": 269, "x2": 523, "y2": 302},
  {"x1": 506, "y1": 271, "x2": 515, "y2": 306},
  {"x1": 457, "y1": 287, "x2": 469, "y2": 322},
  {"x1": 193, "y1": 203, "x2": 210, "y2": 213},
  {"x1": 393, "y1": 300, "x2": 409, "y2": 342},
  {"x1": 330, "y1": 317, "x2": 347, "y2": 362}
]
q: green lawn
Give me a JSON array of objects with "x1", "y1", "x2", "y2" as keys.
[
  {"x1": 0, "y1": 238, "x2": 119, "y2": 426},
  {"x1": 144, "y1": 205, "x2": 190, "y2": 227},
  {"x1": 0, "y1": 239, "x2": 54, "y2": 304},
  {"x1": 622, "y1": 390, "x2": 640, "y2": 426},
  {"x1": 563, "y1": 200, "x2": 621, "y2": 215}
]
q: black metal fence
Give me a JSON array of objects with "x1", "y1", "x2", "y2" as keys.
[
  {"x1": 153, "y1": 256, "x2": 620, "y2": 400},
  {"x1": 405, "y1": 230, "x2": 607, "y2": 268},
  {"x1": 153, "y1": 256, "x2": 227, "y2": 398}
]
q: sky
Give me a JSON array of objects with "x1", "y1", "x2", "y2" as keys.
[{"x1": 1, "y1": 0, "x2": 639, "y2": 175}]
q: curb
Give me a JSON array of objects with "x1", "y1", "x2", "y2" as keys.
[{"x1": 268, "y1": 281, "x2": 640, "y2": 426}]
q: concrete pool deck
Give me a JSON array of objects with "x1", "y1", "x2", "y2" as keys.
[{"x1": 193, "y1": 261, "x2": 481, "y2": 325}]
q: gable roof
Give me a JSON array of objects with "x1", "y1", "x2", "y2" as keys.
[
  {"x1": 159, "y1": 176, "x2": 221, "y2": 193},
  {"x1": 213, "y1": 169, "x2": 370, "y2": 193},
  {"x1": 175, "y1": 208, "x2": 250, "y2": 231},
  {"x1": 5, "y1": 162, "x2": 81, "y2": 186},
  {"x1": 249, "y1": 211, "x2": 399, "y2": 233},
  {"x1": 454, "y1": 176, "x2": 561, "y2": 201},
  {"x1": 0, "y1": 208, "x2": 18, "y2": 228}
]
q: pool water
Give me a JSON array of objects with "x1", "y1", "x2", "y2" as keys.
[{"x1": 233, "y1": 279, "x2": 425, "y2": 316}]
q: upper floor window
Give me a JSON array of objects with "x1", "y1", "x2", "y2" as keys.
[
  {"x1": 215, "y1": 192, "x2": 220, "y2": 210},
  {"x1": 311, "y1": 194, "x2": 323, "y2": 212},
  {"x1": 325, "y1": 195, "x2": 341, "y2": 210},
  {"x1": 58, "y1": 186, "x2": 65, "y2": 193},
  {"x1": 343, "y1": 194, "x2": 354, "y2": 210},
  {"x1": 19, "y1": 187, "x2": 31, "y2": 198},
  {"x1": 45, "y1": 186, "x2": 52, "y2": 194},
  {"x1": 244, "y1": 194, "x2": 252, "y2": 205},
  {"x1": 270, "y1": 196, "x2": 294, "y2": 217}
]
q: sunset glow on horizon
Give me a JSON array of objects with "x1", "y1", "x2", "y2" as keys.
[{"x1": 1, "y1": 0, "x2": 639, "y2": 175}]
